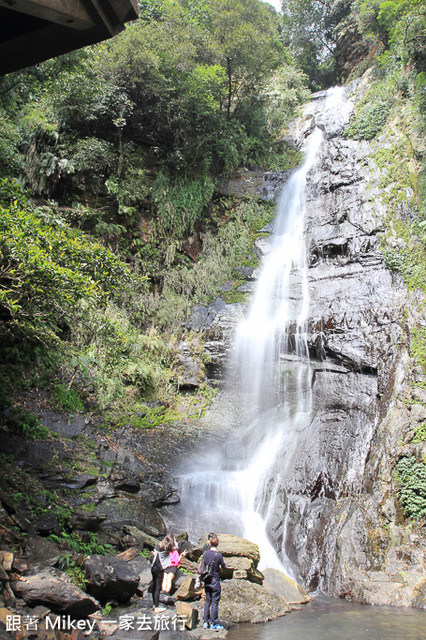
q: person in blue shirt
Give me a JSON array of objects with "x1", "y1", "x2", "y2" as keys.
[{"x1": 202, "y1": 535, "x2": 226, "y2": 631}]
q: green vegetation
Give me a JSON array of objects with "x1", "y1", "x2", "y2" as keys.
[
  {"x1": 345, "y1": 93, "x2": 392, "y2": 140},
  {"x1": 110, "y1": 403, "x2": 178, "y2": 430},
  {"x1": 412, "y1": 422, "x2": 426, "y2": 443},
  {"x1": 0, "y1": 0, "x2": 306, "y2": 420},
  {"x1": 51, "y1": 383, "x2": 85, "y2": 414},
  {"x1": 56, "y1": 552, "x2": 88, "y2": 589},
  {"x1": 49, "y1": 531, "x2": 112, "y2": 557},
  {"x1": 395, "y1": 456, "x2": 426, "y2": 520},
  {"x1": 6, "y1": 406, "x2": 50, "y2": 440},
  {"x1": 282, "y1": 0, "x2": 352, "y2": 89},
  {"x1": 0, "y1": 454, "x2": 72, "y2": 525},
  {"x1": 412, "y1": 327, "x2": 426, "y2": 373}
]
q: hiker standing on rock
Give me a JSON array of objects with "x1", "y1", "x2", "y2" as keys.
[
  {"x1": 151, "y1": 535, "x2": 175, "y2": 613},
  {"x1": 202, "y1": 535, "x2": 226, "y2": 631},
  {"x1": 195, "y1": 532, "x2": 216, "y2": 589}
]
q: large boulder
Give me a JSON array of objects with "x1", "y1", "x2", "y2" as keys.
[
  {"x1": 127, "y1": 555, "x2": 152, "y2": 594},
  {"x1": 174, "y1": 576, "x2": 201, "y2": 601},
  {"x1": 262, "y1": 568, "x2": 311, "y2": 604},
  {"x1": 174, "y1": 601, "x2": 198, "y2": 630},
  {"x1": 174, "y1": 341, "x2": 204, "y2": 388},
  {"x1": 10, "y1": 566, "x2": 100, "y2": 617},
  {"x1": 218, "y1": 579, "x2": 290, "y2": 623},
  {"x1": 70, "y1": 510, "x2": 106, "y2": 531},
  {"x1": 94, "y1": 496, "x2": 166, "y2": 539},
  {"x1": 192, "y1": 534, "x2": 260, "y2": 566},
  {"x1": 219, "y1": 556, "x2": 263, "y2": 584},
  {"x1": 121, "y1": 525, "x2": 159, "y2": 549},
  {"x1": 83, "y1": 555, "x2": 140, "y2": 604}
]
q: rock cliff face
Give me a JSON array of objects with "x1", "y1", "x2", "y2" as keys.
[
  {"x1": 269, "y1": 80, "x2": 425, "y2": 604},
  {"x1": 189, "y1": 75, "x2": 426, "y2": 606}
]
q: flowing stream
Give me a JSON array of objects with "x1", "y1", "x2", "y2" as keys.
[{"x1": 173, "y1": 88, "x2": 356, "y2": 577}]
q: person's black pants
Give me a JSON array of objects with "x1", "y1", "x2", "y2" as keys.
[
  {"x1": 151, "y1": 567, "x2": 164, "y2": 607},
  {"x1": 204, "y1": 578, "x2": 221, "y2": 624}
]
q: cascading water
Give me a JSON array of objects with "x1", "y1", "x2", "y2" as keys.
[{"x1": 174, "y1": 88, "x2": 350, "y2": 578}]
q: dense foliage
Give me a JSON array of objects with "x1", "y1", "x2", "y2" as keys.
[
  {"x1": 396, "y1": 456, "x2": 426, "y2": 520},
  {"x1": 0, "y1": 0, "x2": 424, "y2": 446},
  {"x1": 0, "y1": 0, "x2": 299, "y2": 206},
  {"x1": 0, "y1": 0, "x2": 308, "y2": 415},
  {"x1": 281, "y1": 0, "x2": 353, "y2": 89},
  {"x1": 281, "y1": 0, "x2": 425, "y2": 89}
]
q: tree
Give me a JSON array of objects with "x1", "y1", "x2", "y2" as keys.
[
  {"x1": 355, "y1": 0, "x2": 425, "y2": 71},
  {"x1": 281, "y1": 0, "x2": 353, "y2": 88},
  {"x1": 206, "y1": 0, "x2": 283, "y2": 118}
]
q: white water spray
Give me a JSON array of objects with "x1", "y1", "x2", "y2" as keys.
[{"x1": 175, "y1": 89, "x2": 348, "y2": 577}]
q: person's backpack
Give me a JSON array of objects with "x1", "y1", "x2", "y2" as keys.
[
  {"x1": 198, "y1": 550, "x2": 217, "y2": 584},
  {"x1": 151, "y1": 548, "x2": 162, "y2": 571}
]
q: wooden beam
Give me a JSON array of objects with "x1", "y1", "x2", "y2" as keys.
[{"x1": 0, "y1": 0, "x2": 95, "y2": 30}]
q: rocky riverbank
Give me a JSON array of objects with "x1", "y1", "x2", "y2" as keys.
[{"x1": 0, "y1": 391, "x2": 311, "y2": 639}]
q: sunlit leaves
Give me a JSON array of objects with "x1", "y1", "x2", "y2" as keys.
[{"x1": 0, "y1": 178, "x2": 135, "y2": 343}]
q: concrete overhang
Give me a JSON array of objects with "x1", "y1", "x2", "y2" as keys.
[{"x1": 0, "y1": 0, "x2": 139, "y2": 75}]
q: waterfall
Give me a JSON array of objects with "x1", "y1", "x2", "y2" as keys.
[{"x1": 175, "y1": 88, "x2": 350, "y2": 578}]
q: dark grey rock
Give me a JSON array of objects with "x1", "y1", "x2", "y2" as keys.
[
  {"x1": 70, "y1": 472, "x2": 98, "y2": 490},
  {"x1": 174, "y1": 342, "x2": 204, "y2": 388},
  {"x1": 232, "y1": 265, "x2": 255, "y2": 280},
  {"x1": 236, "y1": 282, "x2": 253, "y2": 294},
  {"x1": 127, "y1": 555, "x2": 152, "y2": 592},
  {"x1": 70, "y1": 509, "x2": 106, "y2": 531},
  {"x1": 34, "y1": 515, "x2": 61, "y2": 537},
  {"x1": 39, "y1": 411, "x2": 89, "y2": 438},
  {"x1": 84, "y1": 554, "x2": 140, "y2": 604},
  {"x1": 11, "y1": 565, "x2": 100, "y2": 616},
  {"x1": 95, "y1": 496, "x2": 166, "y2": 538}
]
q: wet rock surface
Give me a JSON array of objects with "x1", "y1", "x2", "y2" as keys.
[
  {"x1": 218, "y1": 167, "x2": 292, "y2": 202},
  {"x1": 186, "y1": 299, "x2": 246, "y2": 381},
  {"x1": 269, "y1": 78, "x2": 423, "y2": 603},
  {"x1": 262, "y1": 569, "x2": 311, "y2": 604},
  {"x1": 183, "y1": 75, "x2": 425, "y2": 608}
]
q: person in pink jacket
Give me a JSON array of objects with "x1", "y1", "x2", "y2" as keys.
[{"x1": 162, "y1": 536, "x2": 187, "y2": 593}]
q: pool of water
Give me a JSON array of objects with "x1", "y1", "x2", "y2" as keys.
[{"x1": 227, "y1": 598, "x2": 426, "y2": 640}]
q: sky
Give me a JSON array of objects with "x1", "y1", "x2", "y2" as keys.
[{"x1": 262, "y1": 0, "x2": 282, "y2": 11}]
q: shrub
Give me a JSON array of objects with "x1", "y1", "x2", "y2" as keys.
[
  {"x1": 143, "y1": 198, "x2": 274, "y2": 328},
  {"x1": 6, "y1": 406, "x2": 50, "y2": 440},
  {"x1": 0, "y1": 178, "x2": 136, "y2": 344},
  {"x1": 395, "y1": 456, "x2": 426, "y2": 520},
  {"x1": 51, "y1": 383, "x2": 84, "y2": 413},
  {"x1": 412, "y1": 422, "x2": 426, "y2": 443},
  {"x1": 151, "y1": 172, "x2": 214, "y2": 237},
  {"x1": 346, "y1": 99, "x2": 392, "y2": 140}
]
